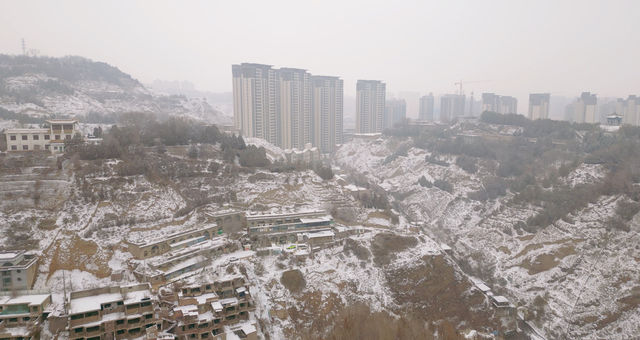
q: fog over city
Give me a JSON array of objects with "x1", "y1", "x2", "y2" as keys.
[
  {"x1": 2, "y1": 1, "x2": 640, "y2": 340},
  {"x1": 2, "y1": 0, "x2": 639, "y2": 116}
]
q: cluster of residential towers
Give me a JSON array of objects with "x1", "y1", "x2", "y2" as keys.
[{"x1": 232, "y1": 63, "x2": 640, "y2": 152}]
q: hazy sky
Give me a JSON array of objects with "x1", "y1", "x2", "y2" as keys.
[{"x1": 1, "y1": 0, "x2": 639, "y2": 114}]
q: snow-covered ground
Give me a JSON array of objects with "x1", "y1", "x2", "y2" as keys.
[{"x1": 334, "y1": 135, "x2": 640, "y2": 339}]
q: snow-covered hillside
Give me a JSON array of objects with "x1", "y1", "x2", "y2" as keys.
[
  {"x1": 334, "y1": 135, "x2": 640, "y2": 340},
  {"x1": 0, "y1": 55, "x2": 229, "y2": 124}
]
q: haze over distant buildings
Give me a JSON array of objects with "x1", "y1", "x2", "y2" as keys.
[
  {"x1": 2, "y1": 1, "x2": 638, "y2": 118},
  {"x1": 356, "y1": 80, "x2": 386, "y2": 134}
]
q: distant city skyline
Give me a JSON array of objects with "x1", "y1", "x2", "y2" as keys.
[{"x1": 1, "y1": 0, "x2": 639, "y2": 118}]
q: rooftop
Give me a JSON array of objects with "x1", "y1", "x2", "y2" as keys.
[
  {"x1": 69, "y1": 292, "x2": 122, "y2": 315},
  {"x1": 46, "y1": 119, "x2": 78, "y2": 124},
  {"x1": 1, "y1": 294, "x2": 50, "y2": 306}
]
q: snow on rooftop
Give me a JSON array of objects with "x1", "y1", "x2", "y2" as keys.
[
  {"x1": 211, "y1": 301, "x2": 223, "y2": 312},
  {"x1": 492, "y1": 295, "x2": 509, "y2": 304},
  {"x1": 1, "y1": 294, "x2": 50, "y2": 306},
  {"x1": 123, "y1": 289, "x2": 153, "y2": 305},
  {"x1": 475, "y1": 283, "x2": 491, "y2": 292},
  {"x1": 0, "y1": 252, "x2": 20, "y2": 260},
  {"x1": 241, "y1": 323, "x2": 257, "y2": 334},
  {"x1": 299, "y1": 216, "x2": 332, "y2": 224},
  {"x1": 305, "y1": 230, "x2": 335, "y2": 239},
  {"x1": 69, "y1": 292, "x2": 122, "y2": 315}
]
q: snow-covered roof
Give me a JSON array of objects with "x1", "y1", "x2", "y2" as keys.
[
  {"x1": 241, "y1": 323, "x2": 257, "y2": 335},
  {"x1": 219, "y1": 297, "x2": 238, "y2": 306},
  {"x1": 195, "y1": 293, "x2": 218, "y2": 305},
  {"x1": 0, "y1": 252, "x2": 20, "y2": 260},
  {"x1": 211, "y1": 301, "x2": 223, "y2": 312},
  {"x1": 305, "y1": 230, "x2": 335, "y2": 239},
  {"x1": 69, "y1": 292, "x2": 122, "y2": 314},
  {"x1": 299, "y1": 216, "x2": 332, "y2": 224},
  {"x1": 246, "y1": 209, "x2": 327, "y2": 220},
  {"x1": 492, "y1": 295, "x2": 509, "y2": 304},
  {"x1": 46, "y1": 119, "x2": 78, "y2": 124},
  {"x1": 123, "y1": 289, "x2": 153, "y2": 305},
  {"x1": 0, "y1": 294, "x2": 50, "y2": 306},
  {"x1": 475, "y1": 283, "x2": 491, "y2": 292},
  {"x1": 235, "y1": 287, "x2": 246, "y2": 294}
]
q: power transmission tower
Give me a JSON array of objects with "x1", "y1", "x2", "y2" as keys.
[{"x1": 21, "y1": 38, "x2": 26, "y2": 55}]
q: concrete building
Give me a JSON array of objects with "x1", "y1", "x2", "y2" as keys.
[
  {"x1": 133, "y1": 237, "x2": 236, "y2": 287},
  {"x1": 528, "y1": 93, "x2": 550, "y2": 120},
  {"x1": 233, "y1": 63, "x2": 343, "y2": 154},
  {"x1": 4, "y1": 119, "x2": 79, "y2": 153},
  {"x1": 164, "y1": 276, "x2": 255, "y2": 339},
  {"x1": 0, "y1": 251, "x2": 38, "y2": 291},
  {"x1": 311, "y1": 76, "x2": 344, "y2": 153},
  {"x1": 482, "y1": 93, "x2": 517, "y2": 114},
  {"x1": 356, "y1": 80, "x2": 386, "y2": 133},
  {"x1": 621, "y1": 95, "x2": 640, "y2": 126},
  {"x1": 418, "y1": 93, "x2": 434, "y2": 121},
  {"x1": 384, "y1": 99, "x2": 406, "y2": 129},
  {"x1": 573, "y1": 92, "x2": 598, "y2": 123},
  {"x1": 232, "y1": 63, "x2": 278, "y2": 145},
  {"x1": 68, "y1": 283, "x2": 158, "y2": 340},
  {"x1": 0, "y1": 293, "x2": 52, "y2": 340},
  {"x1": 125, "y1": 210, "x2": 245, "y2": 260},
  {"x1": 440, "y1": 94, "x2": 465, "y2": 122},
  {"x1": 278, "y1": 68, "x2": 312, "y2": 150}
]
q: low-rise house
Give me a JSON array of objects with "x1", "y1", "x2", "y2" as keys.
[
  {"x1": 68, "y1": 283, "x2": 158, "y2": 340},
  {"x1": 0, "y1": 251, "x2": 38, "y2": 291},
  {"x1": 4, "y1": 119, "x2": 79, "y2": 153},
  {"x1": 0, "y1": 293, "x2": 52, "y2": 340}
]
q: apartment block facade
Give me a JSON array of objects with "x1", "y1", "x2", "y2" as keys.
[
  {"x1": 0, "y1": 293, "x2": 52, "y2": 340},
  {"x1": 528, "y1": 93, "x2": 550, "y2": 120},
  {"x1": 621, "y1": 95, "x2": 640, "y2": 126},
  {"x1": 232, "y1": 63, "x2": 344, "y2": 153},
  {"x1": 68, "y1": 284, "x2": 157, "y2": 340},
  {"x1": 440, "y1": 94, "x2": 466, "y2": 122},
  {"x1": 573, "y1": 92, "x2": 598, "y2": 123},
  {"x1": 384, "y1": 99, "x2": 406, "y2": 129},
  {"x1": 164, "y1": 277, "x2": 255, "y2": 339},
  {"x1": 419, "y1": 93, "x2": 435, "y2": 121},
  {"x1": 311, "y1": 76, "x2": 343, "y2": 153},
  {"x1": 481, "y1": 93, "x2": 517, "y2": 114},
  {"x1": 356, "y1": 80, "x2": 386, "y2": 133}
]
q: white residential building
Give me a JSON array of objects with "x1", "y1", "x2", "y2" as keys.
[
  {"x1": 4, "y1": 119, "x2": 79, "y2": 153},
  {"x1": 356, "y1": 80, "x2": 386, "y2": 133},
  {"x1": 312, "y1": 76, "x2": 343, "y2": 153}
]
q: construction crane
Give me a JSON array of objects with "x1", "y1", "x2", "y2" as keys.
[{"x1": 454, "y1": 79, "x2": 491, "y2": 95}]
